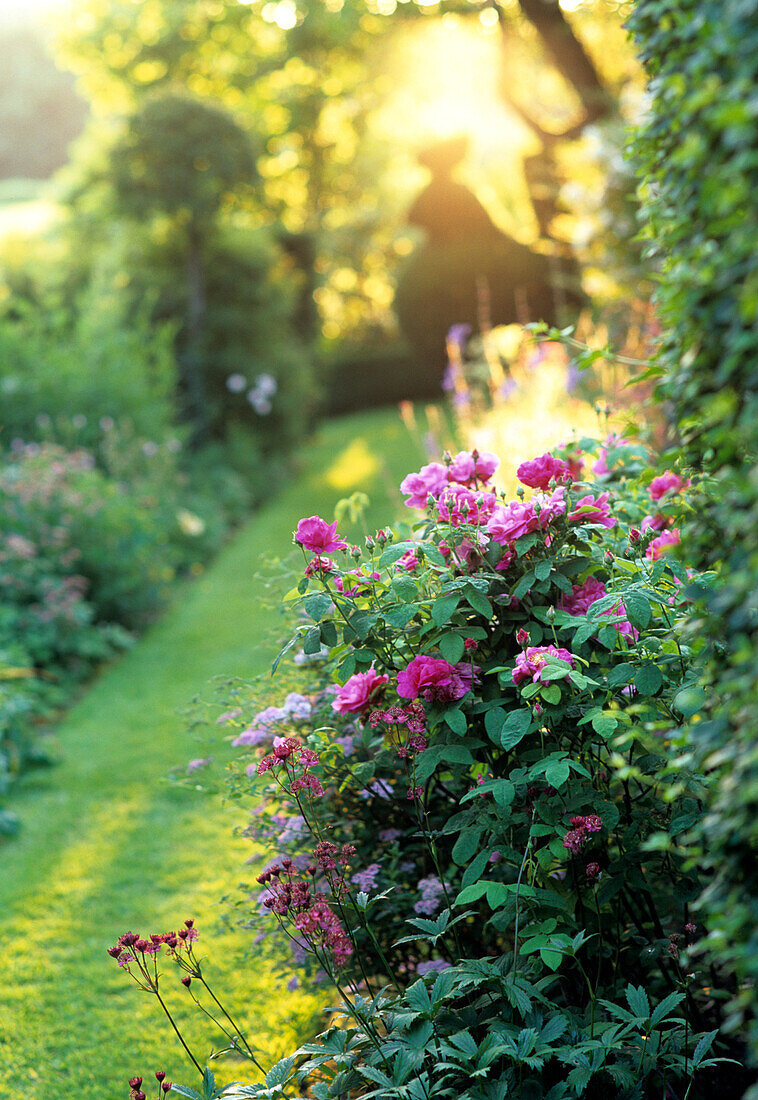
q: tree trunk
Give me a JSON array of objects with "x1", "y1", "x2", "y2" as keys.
[{"x1": 184, "y1": 224, "x2": 211, "y2": 446}]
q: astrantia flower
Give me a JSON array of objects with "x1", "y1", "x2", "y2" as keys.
[
  {"x1": 295, "y1": 515, "x2": 348, "y2": 554},
  {"x1": 517, "y1": 453, "x2": 571, "y2": 490},
  {"x1": 397, "y1": 655, "x2": 475, "y2": 703},
  {"x1": 512, "y1": 645, "x2": 576, "y2": 686},
  {"x1": 332, "y1": 667, "x2": 389, "y2": 715}
]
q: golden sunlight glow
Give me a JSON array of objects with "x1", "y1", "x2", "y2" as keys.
[
  {"x1": 325, "y1": 439, "x2": 380, "y2": 491},
  {"x1": 376, "y1": 18, "x2": 527, "y2": 151}
]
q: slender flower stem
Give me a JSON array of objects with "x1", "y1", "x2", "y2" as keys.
[{"x1": 154, "y1": 990, "x2": 203, "y2": 1077}]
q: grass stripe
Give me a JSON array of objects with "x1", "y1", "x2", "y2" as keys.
[{"x1": 1, "y1": 408, "x2": 427, "y2": 1097}]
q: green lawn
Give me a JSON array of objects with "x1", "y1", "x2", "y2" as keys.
[{"x1": 0, "y1": 408, "x2": 427, "y2": 1098}]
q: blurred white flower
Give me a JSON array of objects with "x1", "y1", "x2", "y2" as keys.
[
  {"x1": 226, "y1": 373, "x2": 247, "y2": 393},
  {"x1": 255, "y1": 372, "x2": 277, "y2": 397}
]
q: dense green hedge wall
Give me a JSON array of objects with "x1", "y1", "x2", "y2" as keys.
[{"x1": 630, "y1": 0, "x2": 758, "y2": 1057}]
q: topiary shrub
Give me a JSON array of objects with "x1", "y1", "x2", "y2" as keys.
[{"x1": 629, "y1": 0, "x2": 758, "y2": 1060}]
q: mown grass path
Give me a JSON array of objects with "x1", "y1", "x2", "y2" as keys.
[{"x1": 1, "y1": 409, "x2": 426, "y2": 1098}]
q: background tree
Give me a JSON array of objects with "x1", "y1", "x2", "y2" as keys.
[{"x1": 108, "y1": 92, "x2": 257, "y2": 443}]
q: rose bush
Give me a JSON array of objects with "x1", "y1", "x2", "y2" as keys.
[{"x1": 119, "y1": 441, "x2": 752, "y2": 1099}]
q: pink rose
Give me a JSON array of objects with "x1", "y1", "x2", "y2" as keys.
[
  {"x1": 593, "y1": 434, "x2": 625, "y2": 476},
  {"x1": 397, "y1": 549, "x2": 419, "y2": 572},
  {"x1": 646, "y1": 528, "x2": 681, "y2": 561},
  {"x1": 495, "y1": 548, "x2": 516, "y2": 571},
  {"x1": 487, "y1": 491, "x2": 565, "y2": 546},
  {"x1": 400, "y1": 463, "x2": 449, "y2": 509},
  {"x1": 332, "y1": 667, "x2": 389, "y2": 715},
  {"x1": 561, "y1": 576, "x2": 608, "y2": 616},
  {"x1": 397, "y1": 655, "x2": 475, "y2": 703},
  {"x1": 517, "y1": 453, "x2": 571, "y2": 490},
  {"x1": 448, "y1": 450, "x2": 500, "y2": 485},
  {"x1": 642, "y1": 513, "x2": 671, "y2": 534},
  {"x1": 561, "y1": 577, "x2": 637, "y2": 641},
  {"x1": 487, "y1": 501, "x2": 541, "y2": 544},
  {"x1": 436, "y1": 485, "x2": 497, "y2": 527},
  {"x1": 296, "y1": 515, "x2": 348, "y2": 554},
  {"x1": 334, "y1": 570, "x2": 380, "y2": 597},
  {"x1": 568, "y1": 493, "x2": 615, "y2": 528},
  {"x1": 512, "y1": 645, "x2": 576, "y2": 686},
  {"x1": 649, "y1": 471, "x2": 686, "y2": 501}
]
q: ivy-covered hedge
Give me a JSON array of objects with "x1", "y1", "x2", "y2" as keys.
[{"x1": 630, "y1": 0, "x2": 758, "y2": 1057}]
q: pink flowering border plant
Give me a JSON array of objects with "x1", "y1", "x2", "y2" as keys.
[{"x1": 117, "y1": 442, "x2": 749, "y2": 1100}]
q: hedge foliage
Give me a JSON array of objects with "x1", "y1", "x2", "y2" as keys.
[{"x1": 630, "y1": 0, "x2": 758, "y2": 1055}]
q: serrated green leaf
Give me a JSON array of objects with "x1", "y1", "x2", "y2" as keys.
[
  {"x1": 439, "y1": 632, "x2": 465, "y2": 664},
  {"x1": 541, "y1": 683, "x2": 562, "y2": 705},
  {"x1": 692, "y1": 1029, "x2": 719, "y2": 1066},
  {"x1": 625, "y1": 983, "x2": 650, "y2": 1020},
  {"x1": 452, "y1": 826, "x2": 482, "y2": 865},
  {"x1": 499, "y1": 707, "x2": 533, "y2": 750},
  {"x1": 432, "y1": 593, "x2": 460, "y2": 625},
  {"x1": 650, "y1": 991, "x2": 685, "y2": 1028},
  {"x1": 624, "y1": 591, "x2": 652, "y2": 629},
  {"x1": 445, "y1": 707, "x2": 467, "y2": 736},
  {"x1": 304, "y1": 592, "x2": 333, "y2": 620}
]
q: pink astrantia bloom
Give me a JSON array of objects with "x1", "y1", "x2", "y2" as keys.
[
  {"x1": 400, "y1": 462, "x2": 449, "y2": 508},
  {"x1": 517, "y1": 453, "x2": 571, "y2": 490},
  {"x1": 397, "y1": 655, "x2": 475, "y2": 703},
  {"x1": 512, "y1": 645, "x2": 576, "y2": 686},
  {"x1": 332, "y1": 667, "x2": 390, "y2": 715},
  {"x1": 295, "y1": 515, "x2": 348, "y2": 554},
  {"x1": 649, "y1": 471, "x2": 687, "y2": 501},
  {"x1": 647, "y1": 528, "x2": 681, "y2": 561},
  {"x1": 568, "y1": 492, "x2": 615, "y2": 528},
  {"x1": 435, "y1": 484, "x2": 497, "y2": 527}
]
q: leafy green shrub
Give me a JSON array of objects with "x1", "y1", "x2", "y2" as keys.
[
  {"x1": 629, "y1": 0, "x2": 758, "y2": 1058},
  {"x1": 0, "y1": 305, "x2": 177, "y2": 451},
  {"x1": 114, "y1": 442, "x2": 752, "y2": 1098},
  {"x1": 0, "y1": 426, "x2": 257, "y2": 825},
  {"x1": 110, "y1": 224, "x2": 318, "y2": 451}
]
